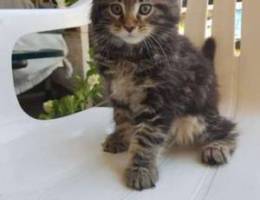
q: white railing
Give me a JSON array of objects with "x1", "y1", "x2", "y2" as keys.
[
  {"x1": 183, "y1": 0, "x2": 260, "y2": 119},
  {"x1": 184, "y1": 0, "x2": 238, "y2": 117}
]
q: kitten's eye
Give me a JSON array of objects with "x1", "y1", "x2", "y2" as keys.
[
  {"x1": 110, "y1": 4, "x2": 123, "y2": 16},
  {"x1": 139, "y1": 4, "x2": 152, "y2": 15}
]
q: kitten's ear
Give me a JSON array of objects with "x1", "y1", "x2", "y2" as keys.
[
  {"x1": 91, "y1": 0, "x2": 108, "y2": 24},
  {"x1": 90, "y1": 0, "x2": 101, "y2": 24},
  {"x1": 168, "y1": 0, "x2": 181, "y2": 22}
]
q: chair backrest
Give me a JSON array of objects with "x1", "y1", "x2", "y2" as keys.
[{"x1": 183, "y1": 0, "x2": 260, "y2": 118}]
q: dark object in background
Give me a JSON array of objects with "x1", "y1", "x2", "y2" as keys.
[{"x1": 18, "y1": 79, "x2": 71, "y2": 118}]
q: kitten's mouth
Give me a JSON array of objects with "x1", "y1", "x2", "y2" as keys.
[
  {"x1": 122, "y1": 35, "x2": 142, "y2": 44},
  {"x1": 119, "y1": 32, "x2": 147, "y2": 45},
  {"x1": 110, "y1": 26, "x2": 153, "y2": 45},
  {"x1": 111, "y1": 29, "x2": 151, "y2": 44},
  {"x1": 126, "y1": 34, "x2": 134, "y2": 38}
]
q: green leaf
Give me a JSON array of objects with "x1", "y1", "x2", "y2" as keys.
[{"x1": 38, "y1": 47, "x2": 103, "y2": 120}]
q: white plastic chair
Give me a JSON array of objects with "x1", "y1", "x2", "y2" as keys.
[{"x1": 1, "y1": 0, "x2": 260, "y2": 199}]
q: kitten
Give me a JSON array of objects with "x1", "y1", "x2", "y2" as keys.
[{"x1": 91, "y1": 0, "x2": 237, "y2": 191}]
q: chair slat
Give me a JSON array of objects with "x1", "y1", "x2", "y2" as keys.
[
  {"x1": 212, "y1": 0, "x2": 236, "y2": 58},
  {"x1": 212, "y1": 0, "x2": 238, "y2": 117},
  {"x1": 185, "y1": 0, "x2": 208, "y2": 47},
  {"x1": 238, "y1": 0, "x2": 260, "y2": 114}
]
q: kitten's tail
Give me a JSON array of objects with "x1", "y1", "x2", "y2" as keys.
[{"x1": 202, "y1": 37, "x2": 216, "y2": 61}]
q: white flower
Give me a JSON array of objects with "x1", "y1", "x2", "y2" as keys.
[
  {"x1": 56, "y1": 0, "x2": 66, "y2": 8},
  {"x1": 85, "y1": 65, "x2": 91, "y2": 74},
  {"x1": 43, "y1": 100, "x2": 54, "y2": 114},
  {"x1": 87, "y1": 74, "x2": 100, "y2": 90}
]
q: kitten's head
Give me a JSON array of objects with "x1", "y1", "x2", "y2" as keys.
[{"x1": 91, "y1": 0, "x2": 179, "y2": 46}]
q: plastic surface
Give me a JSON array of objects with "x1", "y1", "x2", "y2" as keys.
[{"x1": 0, "y1": 0, "x2": 260, "y2": 199}]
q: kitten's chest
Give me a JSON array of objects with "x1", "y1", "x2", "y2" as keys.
[
  {"x1": 110, "y1": 68, "x2": 146, "y2": 111},
  {"x1": 111, "y1": 74, "x2": 134, "y2": 101}
]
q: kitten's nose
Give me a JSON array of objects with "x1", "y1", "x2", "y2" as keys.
[{"x1": 124, "y1": 25, "x2": 135, "y2": 33}]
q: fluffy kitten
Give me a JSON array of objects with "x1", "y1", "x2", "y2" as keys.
[{"x1": 91, "y1": 0, "x2": 237, "y2": 190}]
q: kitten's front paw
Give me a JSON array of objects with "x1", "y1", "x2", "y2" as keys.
[
  {"x1": 125, "y1": 166, "x2": 158, "y2": 190},
  {"x1": 102, "y1": 134, "x2": 128, "y2": 153},
  {"x1": 201, "y1": 145, "x2": 229, "y2": 166}
]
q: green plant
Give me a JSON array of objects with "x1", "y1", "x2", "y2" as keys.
[
  {"x1": 39, "y1": 49, "x2": 103, "y2": 120},
  {"x1": 65, "y1": 0, "x2": 78, "y2": 6}
]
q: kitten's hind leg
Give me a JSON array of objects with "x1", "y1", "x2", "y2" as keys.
[
  {"x1": 200, "y1": 115, "x2": 238, "y2": 166},
  {"x1": 103, "y1": 108, "x2": 134, "y2": 153}
]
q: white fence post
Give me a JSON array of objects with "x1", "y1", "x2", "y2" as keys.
[
  {"x1": 185, "y1": 0, "x2": 208, "y2": 47},
  {"x1": 238, "y1": 0, "x2": 260, "y2": 114},
  {"x1": 211, "y1": 0, "x2": 238, "y2": 117}
]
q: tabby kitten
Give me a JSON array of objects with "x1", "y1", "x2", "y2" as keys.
[{"x1": 91, "y1": 0, "x2": 237, "y2": 190}]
